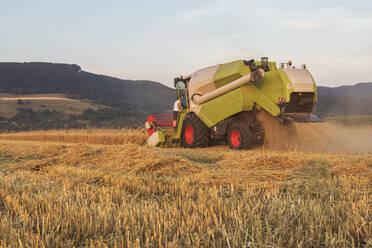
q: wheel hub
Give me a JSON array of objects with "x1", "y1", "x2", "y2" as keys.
[
  {"x1": 185, "y1": 125, "x2": 194, "y2": 144},
  {"x1": 230, "y1": 130, "x2": 241, "y2": 147}
]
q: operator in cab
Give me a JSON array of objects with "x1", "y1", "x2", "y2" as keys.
[
  {"x1": 173, "y1": 98, "x2": 181, "y2": 127},
  {"x1": 173, "y1": 75, "x2": 185, "y2": 127}
]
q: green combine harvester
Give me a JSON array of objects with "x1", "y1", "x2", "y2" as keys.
[{"x1": 145, "y1": 57, "x2": 322, "y2": 149}]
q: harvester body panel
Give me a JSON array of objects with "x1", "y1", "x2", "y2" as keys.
[{"x1": 197, "y1": 85, "x2": 281, "y2": 127}]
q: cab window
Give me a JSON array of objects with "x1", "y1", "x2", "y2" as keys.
[{"x1": 175, "y1": 80, "x2": 188, "y2": 109}]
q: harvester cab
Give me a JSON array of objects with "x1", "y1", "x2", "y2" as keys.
[{"x1": 145, "y1": 57, "x2": 322, "y2": 149}]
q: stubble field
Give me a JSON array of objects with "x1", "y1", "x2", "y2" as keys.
[
  {"x1": 0, "y1": 94, "x2": 101, "y2": 118},
  {"x1": 0, "y1": 125, "x2": 371, "y2": 247}
]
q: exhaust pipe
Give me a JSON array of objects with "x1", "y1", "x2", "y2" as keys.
[{"x1": 192, "y1": 69, "x2": 265, "y2": 105}]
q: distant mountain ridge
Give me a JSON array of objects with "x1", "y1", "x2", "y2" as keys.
[
  {"x1": 0, "y1": 62, "x2": 175, "y2": 113},
  {"x1": 318, "y1": 82, "x2": 372, "y2": 98},
  {"x1": 317, "y1": 82, "x2": 372, "y2": 116}
]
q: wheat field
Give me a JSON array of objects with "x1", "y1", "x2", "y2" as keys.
[
  {"x1": 0, "y1": 129, "x2": 371, "y2": 247},
  {"x1": 0, "y1": 93, "x2": 100, "y2": 117}
]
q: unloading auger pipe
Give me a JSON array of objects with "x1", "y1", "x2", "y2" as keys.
[{"x1": 192, "y1": 69, "x2": 265, "y2": 105}]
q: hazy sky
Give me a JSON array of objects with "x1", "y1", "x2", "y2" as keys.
[{"x1": 1, "y1": 0, "x2": 371, "y2": 87}]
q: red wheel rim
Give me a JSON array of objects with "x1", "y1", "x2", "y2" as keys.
[
  {"x1": 230, "y1": 130, "x2": 241, "y2": 147},
  {"x1": 185, "y1": 125, "x2": 194, "y2": 144}
]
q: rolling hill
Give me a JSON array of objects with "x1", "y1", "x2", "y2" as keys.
[
  {"x1": 0, "y1": 62, "x2": 176, "y2": 131},
  {"x1": 317, "y1": 83, "x2": 372, "y2": 116},
  {"x1": 318, "y1": 83, "x2": 372, "y2": 98},
  {"x1": 0, "y1": 93, "x2": 102, "y2": 118},
  {"x1": 0, "y1": 62, "x2": 175, "y2": 113}
]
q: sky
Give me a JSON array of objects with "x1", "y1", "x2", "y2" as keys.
[{"x1": 1, "y1": 0, "x2": 372, "y2": 87}]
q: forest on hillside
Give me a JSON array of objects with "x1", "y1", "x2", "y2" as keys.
[
  {"x1": 0, "y1": 62, "x2": 175, "y2": 112},
  {"x1": 0, "y1": 107, "x2": 145, "y2": 132},
  {"x1": 0, "y1": 62, "x2": 175, "y2": 131}
]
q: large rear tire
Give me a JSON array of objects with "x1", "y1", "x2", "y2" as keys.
[
  {"x1": 181, "y1": 113, "x2": 210, "y2": 148},
  {"x1": 251, "y1": 121, "x2": 265, "y2": 145},
  {"x1": 227, "y1": 122, "x2": 255, "y2": 150}
]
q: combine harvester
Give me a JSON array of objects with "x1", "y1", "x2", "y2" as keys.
[{"x1": 145, "y1": 57, "x2": 322, "y2": 149}]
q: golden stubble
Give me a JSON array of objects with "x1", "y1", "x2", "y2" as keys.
[{"x1": 0, "y1": 129, "x2": 370, "y2": 247}]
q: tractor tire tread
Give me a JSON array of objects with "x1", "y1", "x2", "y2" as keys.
[
  {"x1": 181, "y1": 113, "x2": 210, "y2": 148},
  {"x1": 227, "y1": 122, "x2": 255, "y2": 150}
]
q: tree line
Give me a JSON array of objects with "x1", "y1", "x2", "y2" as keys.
[{"x1": 0, "y1": 107, "x2": 145, "y2": 132}]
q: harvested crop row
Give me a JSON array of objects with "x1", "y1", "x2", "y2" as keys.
[
  {"x1": 0, "y1": 139, "x2": 371, "y2": 247},
  {"x1": 0, "y1": 128, "x2": 148, "y2": 146}
]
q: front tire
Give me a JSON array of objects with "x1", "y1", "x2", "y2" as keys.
[
  {"x1": 227, "y1": 122, "x2": 254, "y2": 150},
  {"x1": 181, "y1": 113, "x2": 209, "y2": 148}
]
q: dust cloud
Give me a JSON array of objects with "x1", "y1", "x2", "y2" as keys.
[{"x1": 257, "y1": 111, "x2": 372, "y2": 153}]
